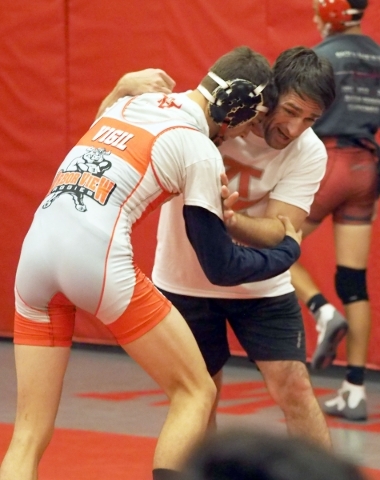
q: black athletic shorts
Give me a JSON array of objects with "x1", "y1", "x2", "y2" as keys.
[{"x1": 159, "y1": 289, "x2": 306, "y2": 376}]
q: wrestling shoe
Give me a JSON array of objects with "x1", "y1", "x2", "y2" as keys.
[
  {"x1": 311, "y1": 305, "x2": 348, "y2": 369},
  {"x1": 323, "y1": 380, "x2": 367, "y2": 421}
]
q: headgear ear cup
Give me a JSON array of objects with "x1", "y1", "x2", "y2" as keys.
[
  {"x1": 317, "y1": 0, "x2": 364, "y2": 33},
  {"x1": 197, "y1": 72, "x2": 268, "y2": 128}
]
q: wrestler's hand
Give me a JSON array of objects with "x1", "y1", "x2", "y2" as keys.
[
  {"x1": 220, "y1": 173, "x2": 239, "y2": 227},
  {"x1": 96, "y1": 69, "x2": 176, "y2": 118},
  {"x1": 278, "y1": 215, "x2": 302, "y2": 246}
]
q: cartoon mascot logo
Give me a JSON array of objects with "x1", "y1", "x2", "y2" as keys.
[{"x1": 43, "y1": 147, "x2": 116, "y2": 212}]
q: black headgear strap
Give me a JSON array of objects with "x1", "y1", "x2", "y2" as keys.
[{"x1": 197, "y1": 71, "x2": 268, "y2": 128}]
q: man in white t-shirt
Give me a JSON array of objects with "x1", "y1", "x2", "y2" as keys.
[
  {"x1": 92, "y1": 47, "x2": 336, "y2": 448},
  {"x1": 155, "y1": 47, "x2": 335, "y2": 448}
]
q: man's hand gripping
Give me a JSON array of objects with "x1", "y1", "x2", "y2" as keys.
[{"x1": 220, "y1": 173, "x2": 302, "y2": 246}]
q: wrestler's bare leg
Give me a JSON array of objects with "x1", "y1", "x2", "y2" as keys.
[
  {"x1": 0, "y1": 345, "x2": 70, "y2": 480},
  {"x1": 206, "y1": 360, "x2": 331, "y2": 449},
  {"x1": 290, "y1": 220, "x2": 320, "y2": 305},
  {"x1": 291, "y1": 222, "x2": 372, "y2": 368},
  {"x1": 123, "y1": 305, "x2": 216, "y2": 470},
  {"x1": 208, "y1": 370, "x2": 223, "y2": 430},
  {"x1": 0, "y1": 307, "x2": 215, "y2": 479},
  {"x1": 334, "y1": 223, "x2": 372, "y2": 367},
  {"x1": 257, "y1": 359, "x2": 332, "y2": 449}
]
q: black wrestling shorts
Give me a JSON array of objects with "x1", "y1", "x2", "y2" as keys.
[{"x1": 159, "y1": 290, "x2": 306, "y2": 376}]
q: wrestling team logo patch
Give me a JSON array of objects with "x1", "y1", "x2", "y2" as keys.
[{"x1": 43, "y1": 147, "x2": 117, "y2": 212}]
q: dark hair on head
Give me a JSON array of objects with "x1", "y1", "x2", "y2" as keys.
[
  {"x1": 201, "y1": 46, "x2": 278, "y2": 113},
  {"x1": 348, "y1": 0, "x2": 367, "y2": 21},
  {"x1": 181, "y1": 428, "x2": 366, "y2": 480},
  {"x1": 273, "y1": 46, "x2": 335, "y2": 111}
]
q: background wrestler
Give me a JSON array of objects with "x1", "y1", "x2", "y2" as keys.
[{"x1": 290, "y1": 0, "x2": 380, "y2": 421}]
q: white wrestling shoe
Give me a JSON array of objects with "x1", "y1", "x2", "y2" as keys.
[
  {"x1": 311, "y1": 305, "x2": 348, "y2": 370},
  {"x1": 323, "y1": 380, "x2": 367, "y2": 421}
]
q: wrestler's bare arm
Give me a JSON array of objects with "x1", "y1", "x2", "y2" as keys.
[{"x1": 96, "y1": 68, "x2": 176, "y2": 118}]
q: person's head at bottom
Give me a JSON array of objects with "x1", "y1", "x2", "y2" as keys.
[{"x1": 180, "y1": 428, "x2": 366, "y2": 480}]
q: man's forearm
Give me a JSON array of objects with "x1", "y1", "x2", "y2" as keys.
[
  {"x1": 96, "y1": 84, "x2": 127, "y2": 119},
  {"x1": 96, "y1": 69, "x2": 176, "y2": 119},
  {"x1": 227, "y1": 213, "x2": 286, "y2": 248}
]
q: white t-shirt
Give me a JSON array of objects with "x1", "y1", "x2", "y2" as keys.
[{"x1": 152, "y1": 129, "x2": 327, "y2": 299}]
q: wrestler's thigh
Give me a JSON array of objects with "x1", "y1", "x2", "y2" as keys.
[
  {"x1": 307, "y1": 147, "x2": 349, "y2": 225},
  {"x1": 121, "y1": 305, "x2": 211, "y2": 395},
  {"x1": 334, "y1": 223, "x2": 373, "y2": 268},
  {"x1": 226, "y1": 293, "x2": 306, "y2": 362}
]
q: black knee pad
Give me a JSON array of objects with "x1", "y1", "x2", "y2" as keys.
[{"x1": 335, "y1": 265, "x2": 368, "y2": 305}]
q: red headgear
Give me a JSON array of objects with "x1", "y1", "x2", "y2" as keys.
[{"x1": 317, "y1": 0, "x2": 364, "y2": 33}]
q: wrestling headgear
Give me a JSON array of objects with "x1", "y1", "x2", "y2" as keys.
[
  {"x1": 317, "y1": 0, "x2": 365, "y2": 33},
  {"x1": 197, "y1": 71, "x2": 268, "y2": 128}
]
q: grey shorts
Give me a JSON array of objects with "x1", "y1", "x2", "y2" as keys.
[{"x1": 159, "y1": 290, "x2": 306, "y2": 376}]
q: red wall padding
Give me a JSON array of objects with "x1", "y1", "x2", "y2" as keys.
[
  {"x1": 0, "y1": 0, "x2": 68, "y2": 335},
  {"x1": 1, "y1": 0, "x2": 380, "y2": 364}
]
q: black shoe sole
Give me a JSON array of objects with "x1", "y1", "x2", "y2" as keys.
[{"x1": 311, "y1": 324, "x2": 348, "y2": 370}]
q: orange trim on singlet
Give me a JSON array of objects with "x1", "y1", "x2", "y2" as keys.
[
  {"x1": 77, "y1": 118, "x2": 155, "y2": 176},
  {"x1": 133, "y1": 191, "x2": 174, "y2": 229},
  {"x1": 93, "y1": 174, "x2": 173, "y2": 316},
  {"x1": 93, "y1": 148, "x2": 156, "y2": 316},
  {"x1": 89, "y1": 102, "x2": 199, "y2": 316},
  {"x1": 106, "y1": 267, "x2": 172, "y2": 345},
  {"x1": 14, "y1": 293, "x2": 76, "y2": 347}
]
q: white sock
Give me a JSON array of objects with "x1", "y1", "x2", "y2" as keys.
[{"x1": 315, "y1": 303, "x2": 335, "y2": 324}]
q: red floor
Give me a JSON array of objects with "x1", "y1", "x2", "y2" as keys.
[
  {"x1": 0, "y1": 423, "x2": 156, "y2": 480},
  {"x1": 1, "y1": 342, "x2": 380, "y2": 480},
  {"x1": 1, "y1": 422, "x2": 379, "y2": 480}
]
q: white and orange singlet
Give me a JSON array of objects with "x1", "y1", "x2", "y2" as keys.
[{"x1": 14, "y1": 92, "x2": 225, "y2": 347}]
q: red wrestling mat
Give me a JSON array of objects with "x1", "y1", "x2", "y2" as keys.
[
  {"x1": 0, "y1": 423, "x2": 156, "y2": 480},
  {"x1": 1, "y1": 418, "x2": 380, "y2": 480},
  {"x1": 365, "y1": 469, "x2": 380, "y2": 480}
]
